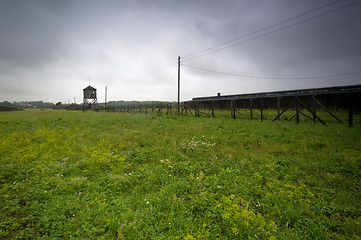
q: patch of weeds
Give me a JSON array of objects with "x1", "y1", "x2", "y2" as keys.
[{"x1": 0, "y1": 110, "x2": 360, "y2": 239}]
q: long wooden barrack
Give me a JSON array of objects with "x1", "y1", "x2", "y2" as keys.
[
  {"x1": 184, "y1": 84, "x2": 361, "y2": 126},
  {"x1": 190, "y1": 84, "x2": 361, "y2": 102}
]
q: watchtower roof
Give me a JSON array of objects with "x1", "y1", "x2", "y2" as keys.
[{"x1": 83, "y1": 85, "x2": 96, "y2": 91}]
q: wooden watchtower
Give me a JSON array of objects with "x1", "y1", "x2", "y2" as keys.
[{"x1": 83, "y1": 85, "x2": 98, "y2": 111}]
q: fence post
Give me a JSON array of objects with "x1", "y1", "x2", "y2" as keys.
[
  {"x1": 231, "y1": 100, "x2": 236, "y2": 119},
  {"x1": 250, "y1": 99, "x2": 253, "y2": 120},
  {"x1": 211, "y1": 101, "x2": 215, "y2": 118},
  {"x1": 260, "y1": 98, "x2": 263, "y2": 122},
  {"x1": 296, "y1": 96, "x2": 300, "y2": 124},
  {"x1": 349, "y1": 92, "x2": 354, "y2": 127},
  {"x1": 277, "y1": 97, "x2": 280, "y2": 121},
  {"x1": 311, "y1": 95, "x2": 317, "y2": 122}
]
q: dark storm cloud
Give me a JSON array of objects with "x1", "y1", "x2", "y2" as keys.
[
  {"x1": 0, "y1": 0, "x2": 360, "y2": 102},
  {"x1": 0, "y1": 0, "x2": 72, "y2": 72},
  {"x1": 181, "y1": 0, "x2": 361, "y2": 95}
]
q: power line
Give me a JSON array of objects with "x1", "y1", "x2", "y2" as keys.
[
  {"x1": 182, "y1": 0, "x2": 361, "y2": 62},
  {"x1": 182, "y1": 0, "x2": 342, "y2": 60},
  {"x1": 182, "y1": 63, "x2": 361, "y2": 80},
  {"x1": 145, "y1": 60, "x2": 178, "y2": 73}
]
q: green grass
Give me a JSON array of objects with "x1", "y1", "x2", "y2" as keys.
[{"x1": 0, "y1": 109, "x2": 360, "y2": 239}]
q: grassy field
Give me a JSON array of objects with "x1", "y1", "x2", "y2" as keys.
[{"x1": 0, "y1": 109, "x2": 360, "y2": 239}]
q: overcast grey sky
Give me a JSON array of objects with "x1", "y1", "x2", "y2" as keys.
[{"x1": 1, "y1": 0, "x2": 360, "y2": 103}]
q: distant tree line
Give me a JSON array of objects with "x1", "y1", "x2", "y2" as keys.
[
  {"x1": 0, "y1": 100, "x2": 177, "y2": 111},
  {"x1": 0, "y1": 101, "x2": 56, "y2": 109}
]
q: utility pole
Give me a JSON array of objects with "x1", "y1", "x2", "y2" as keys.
[
  {"x1": 178, "y1": 56, "x2": 181, "y2": 115},
  {"x1": 105, "y1": 85, "x2": 107, "y2": 111}
]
